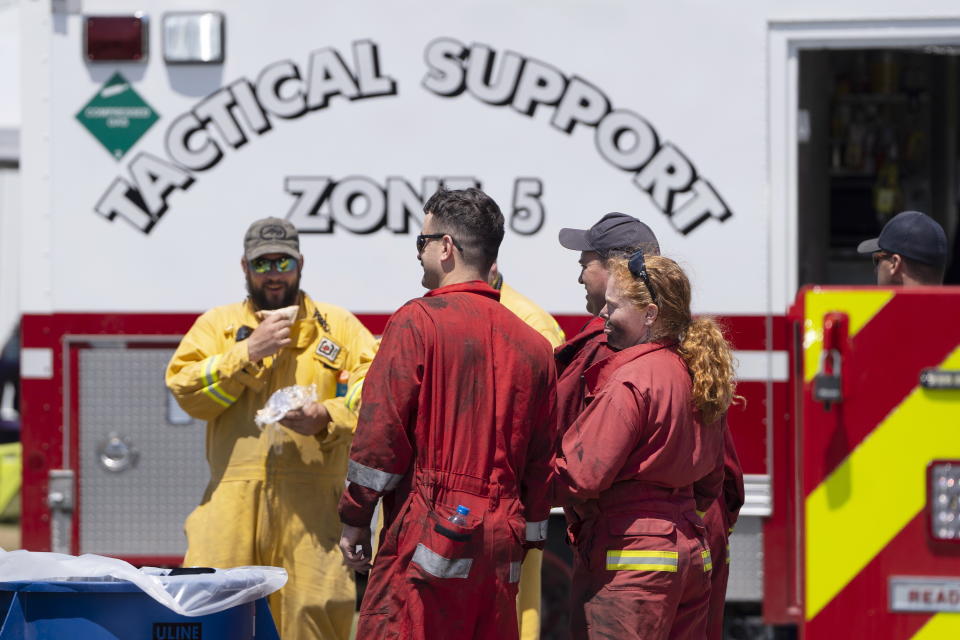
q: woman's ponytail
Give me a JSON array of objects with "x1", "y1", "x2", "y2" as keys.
[
  {"x1": 679, "y1": 317, "x2": 738, "y2": 424},
  {"x1": 609, "y1": 255, "x2": 741, "y2": 423}
]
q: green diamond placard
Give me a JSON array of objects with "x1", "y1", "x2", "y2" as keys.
[{"x1": 76, "y1": 72, "x2": 160, "y2": 160}]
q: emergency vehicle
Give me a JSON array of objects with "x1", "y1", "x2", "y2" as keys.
[{"x1": 4, "y1": 1, "x2": 960, "y2": 638}]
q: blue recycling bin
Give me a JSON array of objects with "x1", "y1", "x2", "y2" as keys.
[{"x1": 0, "y1": 579, "x2": 280, "y2": 639}]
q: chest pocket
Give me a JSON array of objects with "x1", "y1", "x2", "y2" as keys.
[{"x1": 313, "y1": 335, "x2": 347, "y2": 371}]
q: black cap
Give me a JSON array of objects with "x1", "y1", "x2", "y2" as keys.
[
  {"x1": 857, "y1": 211, "x2": 947, "y2": 267},
  {"x1": 558, "y1": 212, "x2": 660, "y2": 256}
]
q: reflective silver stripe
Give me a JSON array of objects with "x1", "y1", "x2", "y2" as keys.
[
  {"x1": 509, "y1": 561, "x2": 522, "y2": 583},
  {"x1": 347, "y1": 459, "x2": 403, "y2": 492},
  {"x1": 412, "y1": 543, "x2": 472, "y2": 579},
  {"x1": 525, "y1": 519, "x2": 548, "y2": 542}
]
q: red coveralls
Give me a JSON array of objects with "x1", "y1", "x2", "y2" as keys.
[
  {"x1": 555, "y1": 319, "x2": 743, "y2": 638},
  {"x1": 338, "y1": 281, "x2": 558, "y2": 640},
  {"x1": 553, "y1": 341, "x2": 724, "y2": 640},
  {"x1": 701, "y1": 426, "x2": 744, "y2": 640},
  {"x1": 554, "y1": 316, "x2": 608, "y2": 432}
]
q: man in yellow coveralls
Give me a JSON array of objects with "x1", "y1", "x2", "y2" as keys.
[
  {"x1": 166, "y1": 217, "x2": 378, "y2": 640},
  {"x1": 489, "y1": 261, "x2": 564, "y2": 640},
  {"x1": 489, "y1": 262, "x2": 565, "y2": 348}
]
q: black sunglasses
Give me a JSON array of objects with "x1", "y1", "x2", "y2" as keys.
[
  {"x1": 416, "y1": 233, "x2": 464, "y2": 254},
  {"x1": 628, "y1": 250, "x2": 658, "y2": 306}
]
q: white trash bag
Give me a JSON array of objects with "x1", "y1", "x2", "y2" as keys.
[
  {"x1": 0, "y1": 549, "x2": 286, "y2": 617},
  {"x1": 255, "y1": 384, "x2": 317, "y2": 453}
]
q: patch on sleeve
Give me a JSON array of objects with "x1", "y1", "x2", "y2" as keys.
[{"x1": 316, "y1": 337, "x2": 342, "y2": 363}]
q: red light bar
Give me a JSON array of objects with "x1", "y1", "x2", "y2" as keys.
[{"x1": 85, "y1": 16, "x2": 148, "y2": 62}]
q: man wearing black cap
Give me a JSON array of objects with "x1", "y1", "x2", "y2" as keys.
[
  {"x1": 858, "y1": 210, "x2": 948, "y2": 286},
  {"x1": 555, "y1": 212, "x2": 744, "y2": 640},
  {"x1": 555, "y1": 212, "x2": 661, "y2": 429},
  {"x1": 166, "y1": 217, "x2": 379, "y2": 640},
  {"x1": 558, "y1": 212, "x2": 662, "y2": 317}
]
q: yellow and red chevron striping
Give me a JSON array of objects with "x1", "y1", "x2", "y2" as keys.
[
  {"x1": 801, "y1": 288, "x2": 960, "y2": 636},
  {"x1": 802, "y1": 292, "x2": 960, "y2": 494},
  {"x1": 807, "y1": 510, "x2": 960, "y2": 639},
  {"x1": 806, "y1": 342, "x2": 960, "y2": 621}
]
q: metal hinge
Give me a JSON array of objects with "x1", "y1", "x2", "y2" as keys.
[{"x1": 47, "y1": 469, "x2": 75, "y2": 554}]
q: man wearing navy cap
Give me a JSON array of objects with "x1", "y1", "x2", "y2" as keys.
[
  {"x1": 858, "y1": 210, "x2": 948, "y2": 286},
  {"x1": 555, "y1": 211, "x2": 662, "y2": 436},
  {"x1": 555, "y1": 212, "x2": 744, "y2": 640},
  {"x1": 558, "y1": 212, "x2": 661, "y2": 316}
]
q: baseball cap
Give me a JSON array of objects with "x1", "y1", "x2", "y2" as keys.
[
  {"x1": 559, "y1": 212, "x2": 660, "y2": 256},
  {"x1": 244, "y1": 217, "x2": 302, "y2": 262},
  {"x1": 857, "y1": 210, "x2": 947, "y2": 267}
]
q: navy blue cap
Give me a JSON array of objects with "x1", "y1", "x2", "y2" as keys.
[
  {"x1": 857, "y1": 211, "x2": 947, "y2": 267},
  {"x1": 559, "y1": 212, "x2": 660, "y2": 256}
]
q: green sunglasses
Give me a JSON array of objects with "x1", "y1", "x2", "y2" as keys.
[{"x1": 250, "y1": 256, "x2": 298, "y2": 274}]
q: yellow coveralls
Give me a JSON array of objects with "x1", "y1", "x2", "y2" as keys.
[
  {"x1": 500, "y1": 283, "x2": 566, "y2": 349},
  {"x1": 498, "y1": 281, "x2": 565, "y2": 640},
  {"x1": 165, "y1": 292, "x2": 378, "y2": 640}
]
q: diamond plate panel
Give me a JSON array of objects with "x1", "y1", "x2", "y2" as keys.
[
  {"x1": 79, "y1": 348, "x2": 207, "y2": 556},
  {"x1": 726, "y1": 514, "x2": 763, "y2": 602}
]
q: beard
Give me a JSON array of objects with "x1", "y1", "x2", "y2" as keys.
[{"x1": 246, "y1": 272, "x2": 301, "y2": 310}]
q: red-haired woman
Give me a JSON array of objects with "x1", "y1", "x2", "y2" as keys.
[{"x1": 553, "y1": 251, "x2": 739, "y2": 640}]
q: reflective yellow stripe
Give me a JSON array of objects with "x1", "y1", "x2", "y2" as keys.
[
  {"x1": 607, "y1": 562, "x2": 678, "y2": 572},
  {"x1": 911, "y1": 613, "x2": 960, "y2": 639},
  {"x1": 202, "y1": 385, "x2": 232, "y2": 408},
  {"x1": 725, "y1": 542, "x2": 730, "y2": 564},
  {"x1": 606, "y1": 550, "x2": 678, "y2": 572},
  {"x1": 608, "y1": 550, "x2": 678, "y2": 559},
  {"x1": 203, "y1": 355, "x2": 221, "y2": 386},
  {"x1": 200, "y1": 355, "x2": 235, "y2": 408},
  {"x1": 802, "y1": 289, "x2": 893, "y2": 383},
  {"x1": 212, "y1": 382, "x2": 237, "y2": 404},
  {"x1": 805, "y1": 345, "x2": 960, "y2": 621},
  {"x1": 702, "y1": 549, "x2": 712, "y2": 572},
  {"x1": 345, "y1": 378, "x2": 364, "y2": 413}
]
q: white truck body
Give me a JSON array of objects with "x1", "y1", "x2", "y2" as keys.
[{"x1": 12, "y1": 1, "x2": 960, "y2": 632}]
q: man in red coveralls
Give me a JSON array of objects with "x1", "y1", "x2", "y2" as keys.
[
  {"x1": 338, "y1": 188, "x2": 558, "y2": 640},
  {"x1": 557, "y1": 214, "x2": 743, "y2": 639}
]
